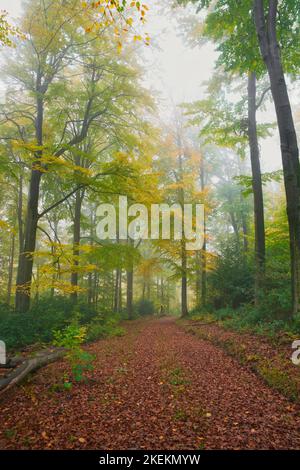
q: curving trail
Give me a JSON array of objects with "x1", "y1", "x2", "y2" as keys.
[{"x1": 0, "y1": 317, "x2": 300, "y2": 450}]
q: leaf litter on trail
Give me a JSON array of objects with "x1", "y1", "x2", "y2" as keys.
[{"x1": 0, "y1": 318, "x2": 300, "y2": 450}]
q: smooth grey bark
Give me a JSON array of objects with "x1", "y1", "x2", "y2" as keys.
[
  {"x1": 70, "y1": 188, "x2": 84, "y2": 302},
  {"x1": 126, "y1": 269, "x2": 133, "y2": 319},
  {"x1": 248, "y1": 71, "x2": 266, "y2": 304},
  {"x1": 177, "y1": 152, "x2": 189, "y2": 317},
  {"x1": 15, "y1": 89, "x2": 44, "y2": 313},
  {"x1": 7, "y1": 230, "x2": 15, "y2": 305},
  {"x1": 254, "y1": 0, "x2": 300, "y2": 314},
  {"x1": 114, "y1": 269, "x2": 122, "y2": 312},
  {"x1": 200, "y1": 157, "x2": 207, "y2": 306},
  {"x1": 181, "y1": 240, "x2": 188, "y2": 317}
]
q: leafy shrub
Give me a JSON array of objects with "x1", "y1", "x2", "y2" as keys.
[
  {"x1": 0, "y1": 297, "x2": 113, "y2": 351},
  {"x1": 53, "y1": 323, "x2": 95, "y2": 387},
  {"x1": 135, "y1": 299, "x2": 155, "y2": 316},
  {"x1": 86, "y1": 317, "x2": 125, "y2": 342},
  {"x1": 208, "y1": 241, "x2": 254, "y2": 309}
]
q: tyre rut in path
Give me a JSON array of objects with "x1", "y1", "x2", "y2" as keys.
[{"x1": 0, "y1": 317, "x2": 300, "y2": 449}]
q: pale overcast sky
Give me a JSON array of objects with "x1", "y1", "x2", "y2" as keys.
[{"x1": 1, "y1": 0, "x2": 288, "y2": 172}]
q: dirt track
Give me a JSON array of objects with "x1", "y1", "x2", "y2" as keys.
[{"x1": 1, "y1": 317, "x2": 300, "y2": 449}]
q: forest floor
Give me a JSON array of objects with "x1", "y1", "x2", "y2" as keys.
[{"x1": 1, "y1": 317, "x2": 300, "y2": 450}]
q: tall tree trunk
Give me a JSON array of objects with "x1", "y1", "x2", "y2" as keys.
[
  {"x1": 15, "y1": 91, "x2": 44, "y2": 312},
  {"x1": 17, "y1": 172, "x2": 24, "y2": 254},
  {"x1": 70, "y1": 188, "x2": 83, "y2": 302},
  {"x1": 248, "y1": 71, "x2": 266, "y2": 304},
  {"x1": 114, "y1": 269, "x2": 120, "y2": 312},
  {"x1": 147, "y1": 280, "x2": 151, "y2": 300},
  {"x1": 118, "y1": 270, "x2": 123, "y2": 311},
  {"x1": 166, "y1": 280, "x2": 170, "y2": 313},
  {"x1": 181, "y1": 240, "x2": 188, "y2": 317},
  {"x1": 177, "y1": 151, "x2": 189, "y2": 318},
  {"x1": 160, "y1": 277, "x2": 164, "y2": 305},
  {"x1": 242, "y1": 214, "x2": 249, "y2": 253},
  {"x1": 195, "y1": 250, "x2": 201, "y2": 308},
  {"x1": 254, "y1": 0, "x2": 300, "y2": 314},
  {"x1": 15, "y1": 170, "x2": 42, "y2": 312},
  {"x1": 201, "y1": 234, "x2": 207, "y2": 307},
  {"x1": 200, "y1": 157, "x2": 207, "y2": 306},
  {"x1": 7, "y1": 230, "x2": 15, "y2": 305},
  {"x1": 126, "y1": 237, "x2": 134, "y2": 319},
  {"x1": 126, "y1": 269, "x2": 133, "y2": 319},
  {"x1": 87, "y1": 209, "x2": 95, "y2": 306},
  {"x1": 142, "y1": 279, "x2": 146, "y2": 301},
  {"x1": 94, "y1": 272, "x2": 99, "y2": 307}
]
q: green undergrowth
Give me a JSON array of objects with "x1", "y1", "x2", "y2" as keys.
[
  {"x1": 188, "y1": 305, "x2": 300, "y2": 342},
  {"x1": 0, "y1": 297, "x2": 125, "y2": 352}
]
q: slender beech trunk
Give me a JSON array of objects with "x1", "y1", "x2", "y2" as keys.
[
  {"x1": 178, "y1": 152, "x2": 188, "y2": 318},
  {"x1": 7, "y1": 231, "x2": 16, "y2": 305},
  {"x1": 254, "y1": 0, "x2": 300, "y2": 314},
  {"x1": 87, "y1": 209, "x2": 95, "y2": 306},
  {"x1": 94, "y1": 272, "x2": 99, "y2": 307},
  {"x1": 248, "y1": 71, "x2": 266, "y2": 304},
  {"x1": 70, "y1": 188, "x2": 84, "y2": 302},
  {"x1": 17, "y1": 172, "x2": 24, "y2": 254},
  {"x1": 181, "y1": 240, "x2": 188, "y2": 317},
  {"x1": 118, "y1": 270, "x2": 123, "y2": 311},
  {"x1": 160, "y1": 277, "x2": 164, "y2": 305},
  {"x1": 195, "y1": 250, "x2": 201, "y2": 307},
  {"x1": 114, "y1": 269, "x2": 121, "y2": 312},
  {"x1": 200, "y1": 157, "x2": 207, "y2": 306},
  {"x1": 242, "y1": 214, "x2": 249, "y2": 253},
  {"x1": 126, "y1": 238, "x2": 134, "y2": 318},
  {"x1": 166, "y1": 280, "x2": 170, "y2": 313},
  {"x1": 147, "y1": 280, "x2": 151, "y2": 300},
  {"x1": 126, "y1": 269, "x2": 133, "y2": 319}
]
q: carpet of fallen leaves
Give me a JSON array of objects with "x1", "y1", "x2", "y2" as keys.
[
  {"x1": 181, "y1": 319, "x2": 300, "y2": 398},
  {"x1": 1, "y1": 317, "x2": 300, "y2": 450}
]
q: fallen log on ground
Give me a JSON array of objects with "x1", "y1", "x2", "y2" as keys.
[
  {"x1": 0, "y1": 356, "x2": 24, "y2": 369},
  {"x1": 0, "y1": 348, "x2": 66, "y2": 396}
]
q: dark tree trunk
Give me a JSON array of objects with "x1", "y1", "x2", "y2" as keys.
[
  {"x1": 118, "y1": 270, "x2": 123, "y2": 311},
  {"x1": 126, "y1": 237, "x2": 134, "y2": 319},
  {"x1": 7, "y1": 230, "x2": 16, "y2": 305},
  {"x1": 254, "y1": 0, "x2": 300, "y2": 314},
  {"x1": 17, "y1": 172, "x2": 24, "y2": 254},
  {"x1": 176, "y1": 151, "x2": 189, "y2": 318},
  {"x1": 114, "y1": 269, "x2": 121, "y2": 312},
  {"x1": 70, "y1": 188, "x2": 84, "y2": 302},
  {"x1": 15, "y1": 90, "x2": 44, "y2": 312},
  {"x1": 160, "y1": 277, "x2": 164, "y2": 305},
  {"x1": 166, "y1": 280, "x2": 170, "y2": 313},
  {"x1": 142, "y1": 279, "x2": 146, "y2": 300},
  {"x1": 195, "y1": 250, "x2": 201, "y2": 308},
  {"x1": 15, "y1": 169, "x2": 42, "y2": 312},
  {"x1": 200, "y1": 157, "x2": 207, "y2": 306},
  {"x1": 181, "y1": 241, "x2": 188, "y2": 317},
  {"x1": 147, "y1": 280, "x2": 151, "y2": 300},
  {"x1": 126, "y1": 269, "x2": 133, "y2": 319},
  {"x1": 87, "y1": 209, "x2": 95, "y2": 306},
  {"x1": 248, "y1": 71, "x2": 266, "y2": 304},
  {"x1": 201, "y1": 236, "x2": 207, "y2": 307},
  {"x1": 242, "y1": 219, "x2": 249, "y2": 252}
]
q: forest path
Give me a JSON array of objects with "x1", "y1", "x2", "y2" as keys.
[{"x1": 1, "y1": 317, "x2": 300, "y2": 449}]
